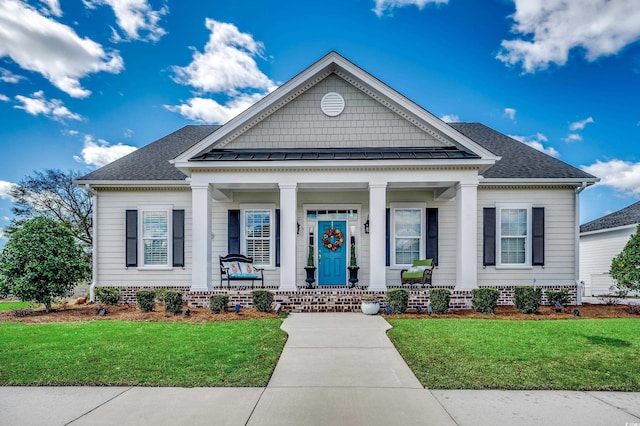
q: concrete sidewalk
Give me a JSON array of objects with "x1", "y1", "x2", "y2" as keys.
[{"x1": 1, "y1": 313, "x2": 639, "y2": 425}]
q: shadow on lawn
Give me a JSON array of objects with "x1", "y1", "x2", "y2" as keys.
[{"x1": 584, "y1": 335, "x2": 632, "y2": 348}]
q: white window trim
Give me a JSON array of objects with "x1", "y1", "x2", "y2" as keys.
[
  {"x1": 240, "y1": 204, "x2": 276, "y2": 269},
  {"x1": 137, "y1": 205, "x2": 173, "y2": 271},
  {"x1": 495, "y1": 202, "x2": 532, "y2": 269},
  {"x1": 390, "y1": 202, "x2": 426, "y2": 269}
]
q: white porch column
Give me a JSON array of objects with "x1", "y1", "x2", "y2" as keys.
[
  {"x1": 368, "y1": 182, "x2": 387, "y2": 291},
  {"x1": 191, "y1": 183, "x2": 212, "y2": 291},
  {"x1": 456, "y1": 182, "x2": 478, "y2": 289},
  {"x1": 279, "y1": 183, "x2": 298, "y2": 290}
]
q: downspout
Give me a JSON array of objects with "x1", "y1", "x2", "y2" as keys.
[
  {"x1": 87, "y1": 185, "x2": 97, "y2": 303},
  {"x1": 574, "y1": 182, "x2": 587, "y2": 305}
]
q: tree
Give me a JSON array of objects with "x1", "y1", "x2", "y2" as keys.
[
  {"x1": 610, "y1": 225, "x2": 640, "y2": 293},
  {"x1": 9, "y1": 169, "x2": 93, "y2": 246},
  {"x1": 0, "y1": 217, "x2": 90, "y2": 312}
]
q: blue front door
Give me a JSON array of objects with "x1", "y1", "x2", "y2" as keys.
[{"x1": 318, "y1": 220, "x2": 347, "y2": 285}]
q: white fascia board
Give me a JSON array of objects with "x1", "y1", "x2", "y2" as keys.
[
  {"x1": 480, "y1": 177, "x2": 599, "y2": 187},
  {"x1": 580, "y1": 223, "x2": 639, "y2": 237},
  {"x1": 77, "y1": 180, "x2": 190, "y2": 189}
]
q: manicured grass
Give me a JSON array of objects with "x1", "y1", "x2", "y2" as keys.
[
  {"x1": 0, "y1": 319, "x2": 287, "y2": 386},
  {"x1": 0, "y1": 301, "x2": 31, "y2": 311},
  {"x1": 387, "y1": 318, "x2": 640, "y2": 391}
]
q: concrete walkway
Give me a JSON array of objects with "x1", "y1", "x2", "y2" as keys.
[{"x1": 1, "y1": 313, "x2": 639, "y2": 425}]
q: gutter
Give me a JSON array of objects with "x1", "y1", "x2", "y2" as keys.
[
  {"x1": 574, "y1": 181, "x2": 588, "y2": 293},
  {"x1": 86, "y1": 184, "x2": 97, "y2": 303}
]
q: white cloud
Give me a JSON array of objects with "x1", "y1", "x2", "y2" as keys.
[
  {"x1": 14, "y1": 91, "x2": 83, "y2": 122},
  {"x1": 74, "y1": 135, "x2": 137, "y2": 168},
  {"x1": 504, "y1": 107, "x2": 517, "y2": 121},
  {"x1": 569, "y1": 116, "x2": 594, "y2": 131},
  {"x1": 0, "y1": 180, "x2": 16, "y2": 199},
  {"x1": 168, "y1": 19, "x2": 276, "y2": 124},
  {"x1": 172, "y1": 19, "x2": 275, "y2": 95},
  {"x1": 440, "y1": 114, "x2": 460, "y2": 123},
  {"x1": 165, "y1": 92, "x2": 267, "y2": 125},
  {"x1": 85, "y1": 0, "x2": 168, "y2": 42},
  {"x1": 39, "y1": 0, "x2": 62, "y2": 16},
  {"x1": 123, "y1": 128, "x2": 134, "y2": 138},
  {"x1": 563, "y1": 133, "x2": 583, "y2": 143},
  {"x1": 0, "y1": 94, "x2": 9, "y2": 102},
  {"x1": 373, "y1": 0, "x2": 448, "y2": 17},
  {"x1": 62, "y1": 129, "x2": 79, "y2": 136},
  {"x1": 581, "y1": 159, "x2": 640, "y2": 196},
  {"x1": 0, "y1": 67, "x2": 25, "y2": 83},
  {"x1": 0, "y1": 0, "x2": 123, "y2": 98},
  {"x1": 497, "y1": 0, "x2": 640, "y2": 73},
  {"x1": 509, "y1": 133, "x2": 560, "y2": 158}
]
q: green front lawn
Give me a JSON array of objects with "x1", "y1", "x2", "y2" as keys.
[
  {"x1": 388, "y1": 318, "x2": 640, "y2": 391},
  {"x1": 0, "y1": 319, "x2": 287, "y2": 386},
  {"x1": 0, "y1": 301, "x2": 31, "y2": 311}
]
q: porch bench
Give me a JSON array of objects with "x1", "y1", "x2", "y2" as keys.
[
  {"x1": 220, "y1": 254, "x2": 264, "y2": 289},
  {"x1": 400, "y1": 259, "x2": 433, "y2": 288}
]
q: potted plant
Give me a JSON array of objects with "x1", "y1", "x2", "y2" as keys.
[
  {"x1": 361, "y1": 296, "x2": 380, "y2": 315},
  {"x1": 348, "y1": 239, "x2": 359, "y2": 287},
  {"x1": 304, "y1": 243, "x2": 316, "y2": 288}
]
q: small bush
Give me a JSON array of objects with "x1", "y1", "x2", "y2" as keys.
[
  {"x1": 164, "y1": 291, "x2": 183, "y2": 314},
  {"x1": 627, "y1": 304, "x2": 640, "y2": 315},
  {"x1": 136, "y1": 290, "x2": 156, "y2": 312},
  {"x1": 429, "y1": 288, "x2": 451, "y2": 314},
  {"x1": 252, "y1": 290, "x2": 273, "y2": 312},
  {"x1": 472, "y1": 288, "x2": 500, "y2": 314},
  {"x1": 386, "y1": 288, "x2": 409, "y2": 314},
  {"x1": 514, "y1": 287, "x2": 542, "y2": 314},
  {"x1": 545, "y1": 289, "x2": 570, "y2": 306},
  {"x1": 95, "y1": 287, "x2": 122, "y2": 305},
  {"x1": 209, "y1": 294, "x2": 229, "y2": 314},
  {"x1": 11, "y1": 308, "x2": 32, "y2": 317}
]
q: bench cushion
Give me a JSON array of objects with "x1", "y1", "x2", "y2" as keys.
[
  {"x1": 239, "y1": 262, "x2": 257, "y2": 275},
  {"x1": 412, "y1": 259, "x2": 432, "y2": 267},
  {"x1": 228, "y1": 273, "x2": 261, "y2": 279}
]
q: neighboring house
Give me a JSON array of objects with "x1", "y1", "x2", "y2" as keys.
[
  {"x1": 77, "y1": 52, "x2": 597, "y2": 306},
  {"x1": 580, "y1": 201, "x2": 640, "y2": 296}
]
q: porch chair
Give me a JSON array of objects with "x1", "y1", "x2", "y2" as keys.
[{"x1": 400, "y1": 259, "x2": 433, "y2": 288}]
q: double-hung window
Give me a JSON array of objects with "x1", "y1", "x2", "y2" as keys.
[
  {"x1": 390, "y1": 203, "x2": 426, "y2": 268},
  {"x1": 241, "y1": 205, "x2": 275, "y2": 268},
  {"x1": 139, "y1": 206, "x2": 172, "y2": 268},
  {"x1": 496, "y1": 203, "x2": 531, "y2": 268}
]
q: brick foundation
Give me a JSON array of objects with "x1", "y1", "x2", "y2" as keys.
[{"x1": 100, "y1": 283, "x2": 577, "y2": 312}]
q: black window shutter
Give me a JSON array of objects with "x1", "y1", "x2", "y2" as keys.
[
  {"x1": 125, "y1": 210, "x2": 137, "y2": 267},
  {"x1": 483, "y1": 207, "x2": 496, "y2": 266},
  {"x1": 532, "y1": 207, "x2": 545, "y2": 266},
  {"x1": 385, "y1": 208, "x2": 390, "y2": 267},
  {"x1": 172, "y1": 210, "x2": 185, "y2": 267},
  {"x1": 275, "y1": 209, "x2": 281, "y2": 267},
  {"x1": 426, "y1": 208, "x2": 438, "y2": 266},
  {"x1": 228, "y1": 210, "x2": 240, "y2": 254}
]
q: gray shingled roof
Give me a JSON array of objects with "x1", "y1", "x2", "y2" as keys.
[
  {"x1": 449, "y1": 123, "x2": 596, "y2": 180},
  {"x1": 77, "y1": 125, "x2": 220, "y2": 181},
  {"x1": 580, "y1": 201, "x2": 640, "y2": 233},
  {"x1": 77, "y1": 122, "x2": 596, "y2": 182}
]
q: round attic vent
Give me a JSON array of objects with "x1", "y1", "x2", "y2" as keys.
[{"x1": 321, "y1": 92, "x2": 345, "y2": 117}]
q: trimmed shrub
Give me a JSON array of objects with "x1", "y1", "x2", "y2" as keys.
[
  {"x1": 386, "y1": 288, "x2": 409, "y2": 314},
  {"x1": 209, "y1": 294, "x2": 229, "y2": 314},
  {"x1": 252, "y1": 290, "x2": 273, "y2": 312},
  {"x1": 429, "y1": 288, "x2": 451, "y2": 314},
  {"x1": 471, "y1": 288, "x2": 500, "y2": 314},
  {"x1": 514, "y1": 287, "x2": 542, "y2": 314},
  {"x1": 136, "y1": 290, "x2": 156, "y2": 312},
  {"x1": 95, "y1": 287, "x2": 122, "y2": 306},
  {"x1": 545, "y1": 289, "x2": 570, "y2": 306},
  {"x1": 627, "y1": 304, "x2": 640, "y2": 315},
  {"x1": 164, "y1": 291, "x2": 183, "y2": 314}
]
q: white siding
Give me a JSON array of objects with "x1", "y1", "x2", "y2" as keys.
[
  {"x1": 223, "y1": 74, "x2": 448, "y2": 150},
  {"x1": 96, "y1": 189, "x2": 192, "y2": 287},
  {"x1": 477, "y1": 187, "x2": 577, "y2": 286}
]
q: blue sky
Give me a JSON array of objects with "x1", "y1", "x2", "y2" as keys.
[{"x1": 1, "y1": 0, "x2": 640, "y2": 249}]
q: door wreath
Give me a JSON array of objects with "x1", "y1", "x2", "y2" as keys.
[{"x1": 321, "y1": 228, "x2": 344, "y2": 251}]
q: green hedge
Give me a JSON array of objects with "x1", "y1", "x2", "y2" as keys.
[
  {"x1": 209, "y1": 294, "x2": 229, "y2": 314},
  {"x1": 252, "y1": 290, "x2": 273, "y2": 312},
  {"x1": 429, "y1": 288, "x2": 451, "y2": 314},
  {"x1": 386, "y1": 288, "x2": 409, "y2": 314},
  {"x1": 136, "y1": 290, "x2": 156, "y2": 312},
  {"x1": 514, "y1": 287, "x2": 542, "y2": 314},
  {"x1": 95, "y1": 287, "x2": 122, "y2": 305},
  {"x1": 545, "y1": 289, "x2": 570, "y2": 306},
  {"x1": 471, "y1": 288, "x2": 500, "y2": 314},
  {"x1": 164, "y1": 291, "x2": 183, "y2": 314}
]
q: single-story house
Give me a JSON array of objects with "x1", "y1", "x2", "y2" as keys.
[
  {"x1": 580, "y1": 201, "x2": 640, "y2": 296},
  {"x1": 77, "y1": 52, "x2": 598, "y2": 309}
]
